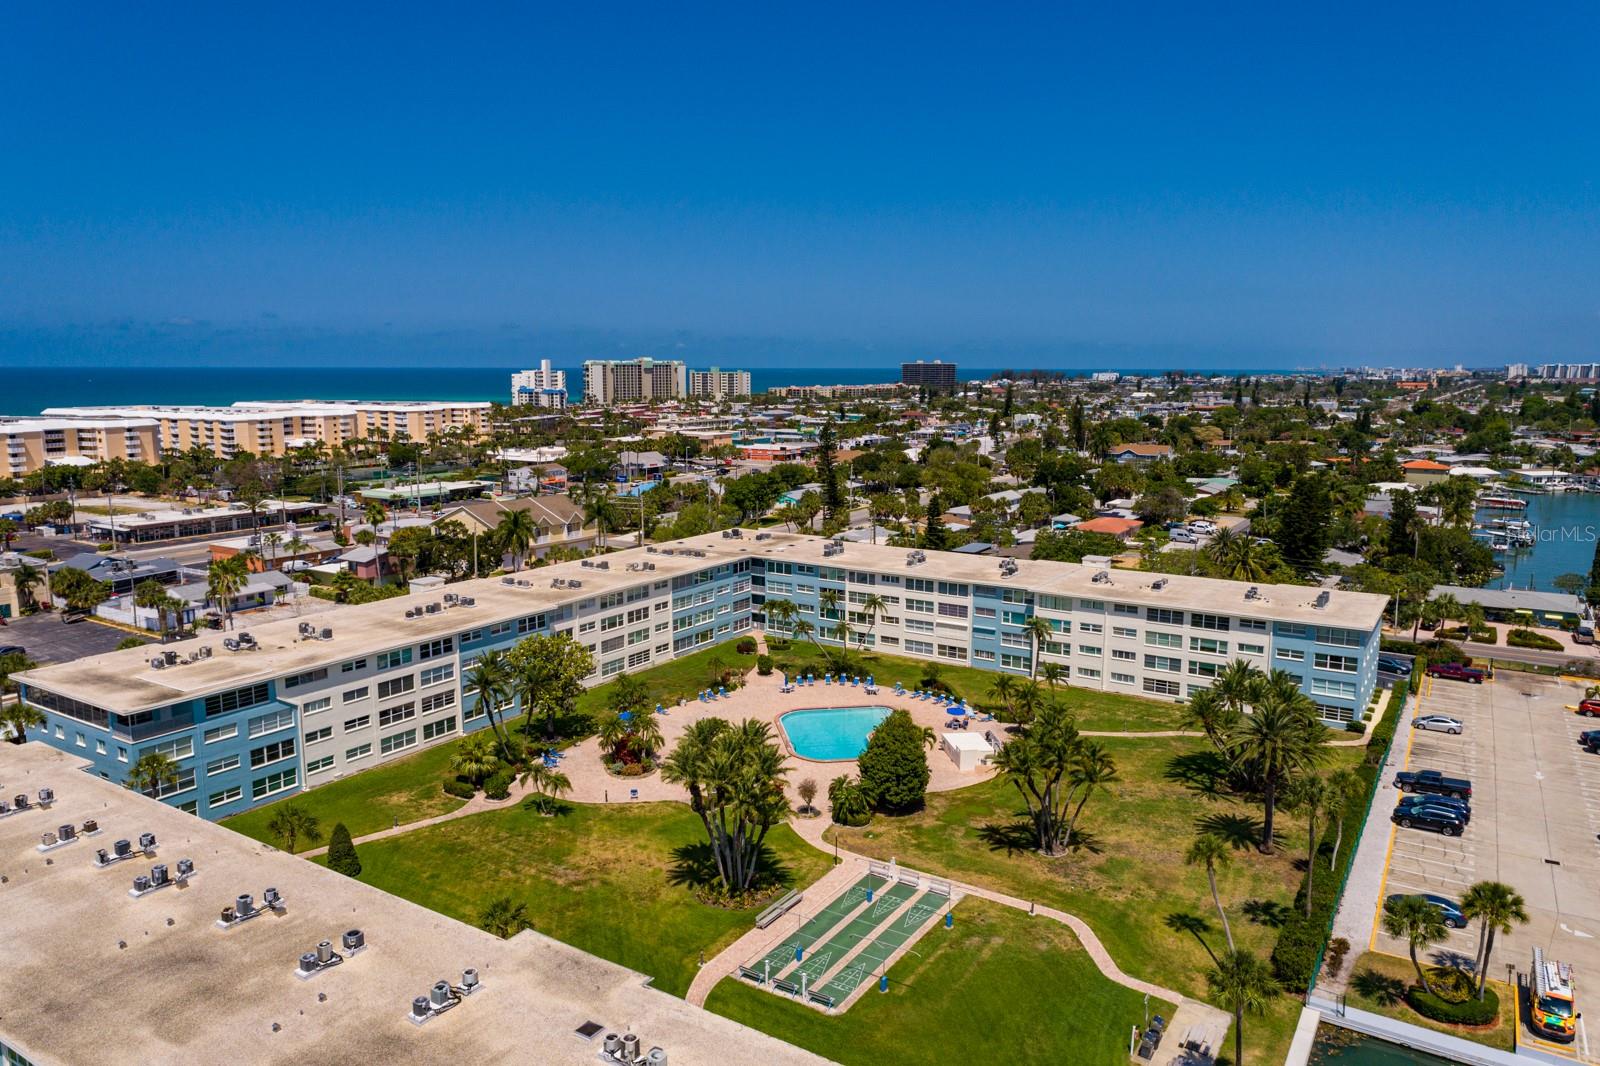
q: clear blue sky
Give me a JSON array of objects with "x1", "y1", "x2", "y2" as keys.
[{"x1": 2, "y1": 2, "x2": 1596, "y2": 369}]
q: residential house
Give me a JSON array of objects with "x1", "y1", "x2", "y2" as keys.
[{"x1": 1105, "y1": 443, "x2": 1173, "y2": 463}]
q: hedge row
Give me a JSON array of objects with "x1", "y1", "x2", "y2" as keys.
[
  {"x1": 1507, "y1": 627, "x2": 1563, "y2": 651},
  {"x1": 1406, "y1": 984, "x2": 1499, "y2": 1026},
  {"x1": 1271, "y1": 683, "x2": 1407, "y2": 987}
]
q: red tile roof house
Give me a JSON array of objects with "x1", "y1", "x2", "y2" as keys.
[
  {"x1": 1073, "y1": 516, "x2": 1145, "y2": 540},
  {"x1": 1104, "y1": 443, "x2": 1173, "y2": 463},
  {"x1": 1400, "y1": 458, "x2": 1451, "y2": 485}
]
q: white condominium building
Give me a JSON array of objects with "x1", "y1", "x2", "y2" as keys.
[
  {"x1": 687, "y1": 368, "x2": 752, "y2": 400},
  {"x1": 582, "y1": 358, "x2": 688, "y2": 404},
  {"x1": 511, "y1": 360, "x2": 569, "y2": 408}
]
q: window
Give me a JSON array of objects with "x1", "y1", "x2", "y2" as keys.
[
  {"x1": 906, "y1": 578, "x2": 934, "y2": 593},
  {"x1": 973, "y1": 649, "x2": 996, "y2": 662},
  {"x1": 177, "y1": 799, "x2": 198, "y2": 816},
  {"x1": 250, "y1": 738, "x2": 296, "y2": 768},
  {"x1": 1146, "y1": 608, "x2": 1184, "y2": 626},
  {"x1": 302, "y1": 696, "x2": 332, "y2": 715},
  {"x1": 343, "y1": 686, "x2": 370, "y2": 703},
  {"x1": 1112, "y1": 626, "x2": 1137, "y2": 638},
  {"x1": 975, "y1": 606, "x2": 997, "y2": 619},
  {"x1": 1038, "y1": 594, "x2": 1072, "y2": 612},
  {"x1": 1078, "y1": 645, "x2": 1102, "y2": 656},
  {"x1": 421, "y1": 690, "x2": 456, "y2": 714},
  {"x1": 203, "y1": 682, "x2": 270, "y2": 717},
  {"x1": 144, "y1": 768, "x2": 196, "y2": 799},
  {"x1": 380, "y1": 729, "x2": 417, "y2": 755},
  {"x1": 905, "y1": 639, "x2": 934, "y2": 656},
  {"x1": 420, "y1": 664, "x2": 454, "y2": 686},
  {"x1": 1312, "y1": 678, "x2": 1357, "y2": 699},
  {"x1": 905, "y1": 617, "x2": 934, "y2": 634},
  {"x1": 1146, "y1": 632, "x2": 1182, "y2": 649},
  {"x1": 578, "y1": 619, "x2": 597, "y2": 634},
  {"x1": 306, "y1": 755, "x2": 335, "y2": 775},
  {"x1": 1276, "y1": 623, "x2": 1308, "y2": 638},
  {"x1": 1190, "y1": 613, "x2": 1229, "y2": 631},
  {"x1": 1189, "y1": 637, "x2": 1228, "y2": 655},
  {"x1": 95, "y1": 739, "x2": 106, "y2": 755},
  {"x1": 1112, "y1": 603, "x2": 1140, "y2": 616},
  {"x1": 1001, "y1": 632, "x2": 1031, "y2": 649},
  {"x1": 1239, "y1": 642, "x2": 1265, "y2": 655},
  {"x1": 346, "y1": 742, "x2": 373, "y2": 762},
  {"x1": 209, "y1": 786, "x2": 242, "y2": 807},
  {"x1": 1076, "y1": 667, "x2": 1101, "y2": 680},
  {"x1": 1189, "y1": 660, "x2": 1223, "y2": 678},
  {"x1": 1000, "y1": 653, "x2": 1030, "y2": 671},
  {"x1": 341, "y1": 658, "x2": 368, "y2": 673},
  {"x1": 1314, "y1": 653, "x2": 1358, "y2": 673},
  {"x1": 1144, "y1": 655, "x2": 1181, "y2": 673},
  {"x1": 419, "y1": 637, "x2": 453, "y2": 659},
  {"x1": 1111, "y1": 649, "x2": 1136, "y2": 661},
  {"x1": 203, "y1": 723, "x2": 237, "y2": 745},
  {"x1": 937, "y1": 643, "x2": 968, "y2": 661},
  {"x1": 1315, "y1": 627, "x2": 1362, "y2": 648},
  {"x1": 377, "y1": 648, "x2": 412, "y2": 669},
  {"x1": 1111, "y1": 671, "x2": 1136, "y2": 685},
  {"x1": 1315, "y1": 702, "x2": 1356, "y2": 723},
  {"x1": 251, "y1": 768, "x2": 297, "y2": 799},
  {"x1": 1238, "y1": 618, "x2": 1268, "y2": 633},
  {"x1": 905, "y1": 598, "x2": 935, "y2": 614},
  {"x1": 144, "y1": 736, "x2": 193, "y2": 761},
  {"x1": 1143, "y1": 677, "x2": 1181, "y2": 697},
  {"x1": 938, "y1": 602, "x2": 969, "y2": 619},
  {"x1": 283, "y1": 668, "x2": 329, "y2": 690},
  {"x1": 304, "y1": 725, "x2": 332, "y2": 745},
  {"x1": 423, "y1": 716, "x2": 457, "y2": 741},
  {"x1": 1276, "y1": 648, "x2": 1305, "y2": 662},
  {"x1": 600, "y1": 613, "x2": 624, "y2": 631},
  {"x1": 247, "y1": 708, "x2": 295, "y2": 738},
  {"x1": 343, "y1": 714, "x2": 371, "y2": 732},
  {"x1": 377, "y1": 675, "x2": 415, "y2": 700},
  {"x1": 206, "y1": 754, "x2": 239, "y2": 775},
  {"x1": 1002, "y1": 610, "x2": 1027, "y2": 626},
  {"x1": 1077, "y1": 598, "x2": 1104, "y2": 611},
  {"x1": 379, "y1": 703, "x2": 416, "y2": 728},
  {"x1": 627, "y1": 649, "x2": 651, "y2": 668},
  {"x1": 937, "y1": 581, "x2": 968, "y2": 597}
]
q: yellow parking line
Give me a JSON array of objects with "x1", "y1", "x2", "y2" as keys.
[{"x1": 1370, "y1": 684, "x2": 1424, "y2": 951}]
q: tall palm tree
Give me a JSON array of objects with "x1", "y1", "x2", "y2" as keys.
[
  {"x1": 1064, "y1": 741, "x2": 1118, "y2": 850},
  {"x1": 9, "y1": 561, "x2": 44, "y2": 612},
  {"x1": 1022, "y1": 616, "x2": 1056, "y2": 680},
  {"x1": 518, "y1": 762, "x2": 572, "y2": 815},
  {"x1": 1460, "y1": 881, "x2": 1529, "y2": 999},
  {"x1": 1207, "y1": 948, "x2": 1275, "y2": 1066},
  {"x1": 134, "y1": 579, "x2": 173, "y2": 643},
  {"x1": 1382, "y1": 894, "x2": 1448, "y2": 996},
  {"x1": 1224, "y1": 688, "x2": 1328, "y2": 854},
  {"x1": 206, "y1": 557, "x2": 247, "y2": 630},
  {"x1": 857, "y1": 592, "x2": 888, "y2": 648},
  {"x1": 1186, "y1": 832, "x2": 1236, "y2": 951},
  {"x1": 363, "y1": 499, "x2": 387, "y2": 533},
  {"x1": 125, "y1": 751, "x2": 180, "y2": 796},
  {"x1": 468, "y1": 649, "x2": 515, "y2": 756},
  {"x1": 1180, "y1": 687, "x2": 1241, "y2": 753},
  {"x1": 1213, "y1": 659, "x2": 1263, "y2": 716},
  {"x1": 988, "y1": 673, "x2": 1018, "y2": 717},
  {"x1": 1285, "y1": 773, "x2": 1335, "y2": 916},
  {"x1": 1013, "y1": 680, "x2": 1046, "y2": 724},
  {"x1": 1324, "y1": 768, "x2": 1365, "y2": 870},
  {"x1": 1039, "y1": 662, "x2": 1068, "y2": 693},
  {"x1": 495, "y1": 508, "x2": 537, "y2": 571}
]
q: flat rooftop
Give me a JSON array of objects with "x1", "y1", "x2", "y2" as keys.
[
  {"x1": 0, "y1": 742, "x2": 826, "y2": 1066},
  {"x1": 16, "y1": 530, "x2": 1390, "y2": 712}
]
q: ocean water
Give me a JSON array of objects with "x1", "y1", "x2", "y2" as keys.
[{"x1": 1486, "y1": 492, "x2": 1600, "y2": 593}]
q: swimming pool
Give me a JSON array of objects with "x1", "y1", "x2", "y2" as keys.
[{"x1": 779, "y1": 706, "x2": 893, "y2": 761}]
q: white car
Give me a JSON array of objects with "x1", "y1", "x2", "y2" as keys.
[
  {"x1": 1188, "y1": 520, "x2": 1218, "y2": 535},
  {"x1": 1170, "y1": 529, "x2": 1197, "y2": 544},
  {"x1": 1413, "y1": 714, "x2": 1464, "y2": 735}
]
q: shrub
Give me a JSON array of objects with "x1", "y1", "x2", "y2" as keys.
[
  {"x1": 756, "y1": 653, "x2": 773, "y2": 676},
  {"x1": 1324, "y1": 937, "x2": 1351, "y2": 978},
  {"x1": 1507, "y1": 627, "x2": 1563, "y2": 651},
  {"x1": 1405, "y1": 983, "x2": 1498, "y2": 1026},
  {"x1": 115, "y1": 636, "x2": 148, "y2": 650},
  {"x1": 96, "y1": 542, "x2": 114, "y2": 552},
  {"x1": 483, "y1": 770, "x2": 513, "y2": 800},
  {"x1": 326, "y1": 822, "x2": 362, "y2": 877},
  {"x1": 23, "y1": 548, "x2": 54, "y2": 560},
  {"x1": 1409, "y1": 654, "x2": 1427, "y2": 695},
  {"x1": 308, "y1": 586, "x2": 339, "y2": 602},
  {"x1": 828, "y1": 775, "x2": 872, "y2": 827},
  {"x1": 442, "y1": 777, "x2": 477, "y2": 799},
  {"x1": 734, "y1": 636, "x2": 758, "y2": 655},
  {"x1": 856, "y1": 709, "x2": 930, "y2": 813}
]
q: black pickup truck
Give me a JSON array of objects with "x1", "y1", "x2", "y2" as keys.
[{"x1": 1393, "y1": 769, "x2": 1472, "y2": 800}]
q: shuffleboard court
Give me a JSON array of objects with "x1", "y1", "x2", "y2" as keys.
[
  {"x1": 819, "y1": 890, "x2": 946, "y2": 999},
  {"x1": 753, "y1": 873, "x2": 885, "y2": 974},
  {"x1": 783, "y1": 880, "x2": 919, "y2": 985}
]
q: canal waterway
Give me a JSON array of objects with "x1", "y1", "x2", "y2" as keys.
[{"x1": 1481, "y1": 491, "x2": 1600, "y2": 593}]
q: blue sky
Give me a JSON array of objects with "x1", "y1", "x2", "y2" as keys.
[{"x1": 2, "y1": 2, "x2": 1596, "y2": 369}]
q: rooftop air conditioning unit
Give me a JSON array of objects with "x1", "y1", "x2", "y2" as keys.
[
  {"x1": 459, "y1": 596, "x2": 475, "y2": 607},
  {"x1": 1314, "y1": 590, "x2": 1331, "y2": 609},
  {"x1": 1245, "y1": 586, "x2": 1260, "y2": 600},
  {"x1": 1150, "y1": 578, "x2": 1167, "y2": 591},
  {"x1": 320, "y1": 628, "x2": 333, "y2": 640},
  {"x1": 568, "y1": 579, "x2": 582, "y2": 589},
  {"x1": 150, "y1": 658, "x2": 166, "y2": 669},
  {"x1": 1092, "y1": 570, "x2": 1111, "y2": 584}
]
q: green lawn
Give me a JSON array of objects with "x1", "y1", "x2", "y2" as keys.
[
  {"x1": 706, "y1": 897, "x2": 1171, "y2": 1066},
  {"x1": 338, "y1": 799, "x2": 832, "y2": 998},
  {"x1": 1345, "y1": 951, "x2": 1516, "y2": 1053},
  {"x1": 766, "y1": 641, "x2": 1189, "y2": 731},
  {"x1": 222, "y1": 735, "x2": 470, "y2": 846}
]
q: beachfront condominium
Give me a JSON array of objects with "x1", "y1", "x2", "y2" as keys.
[
  {"x1": 36, "y1": 400, "x2": 491, "y2": 460},
  {"x1": 510, "y1": 360, "x2": 569, "y2": 408},
  {"x1": 13, "y1": 531, "x2": 1387, "y2": 823},
  {"x1": 686, "y1": 367, "x2": 752, "y2": 400},
  {"x1": 0, "y1": 416, "x2": 161, "y2": 478},
  {"x1": 901, "y1": 359, "x2": 958, "y2": 391},
  {"x1": 582, "y1": 358, "x2": 688, "y2": 404}
]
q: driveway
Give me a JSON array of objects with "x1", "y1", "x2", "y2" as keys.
[{"x1": 0, "y1": 611, "x2": 149, "y2": 664}]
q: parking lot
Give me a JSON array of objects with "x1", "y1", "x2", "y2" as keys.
[
  {"x1": 1373, "y1": 669, "x2": 1600, "y2": 1056},
  {"x1": 0, "y1": 611, "x2": 149, "y2": 664}
]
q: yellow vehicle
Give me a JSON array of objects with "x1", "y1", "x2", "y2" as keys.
[{"x1": 1531, "y1": 947, "x2": 1578, "y2": 1043}]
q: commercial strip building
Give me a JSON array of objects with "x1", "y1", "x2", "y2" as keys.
[
  {"x1": 0, "y1": 416, "x2": 161, "y2": 478},
  {"x1": 33, "y1": 400, "x2": 491, "y2": 462},
  {"x1": 83, "y1": 499, "x2": 325, "y2": 545},
  {"x1": 0, "y1": 741, "x2": 826, "y2": 1066},
  {"x1": 14, "y1": 531, "x2": 1387, "y2": 825},
  {"x1": 900, "y1": 359, "x2": 958, "y2": 391},
  {"x1": 510, "y1": 360, "x2": 569, "y2": 408},
  {"x1": 686, "y1": 367, "x2": 751, "y2": 400}
]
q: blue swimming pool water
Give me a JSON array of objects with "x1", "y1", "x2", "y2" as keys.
[{"x1": 780, "y1": 706, "x2": 893, "y2": 761}]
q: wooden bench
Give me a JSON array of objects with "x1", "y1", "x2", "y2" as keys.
[
  {"x1": 754, "y1": 889, "x2": 802, "y2": 929},
  {"x1": 737, "y1": 966, "x2": 767, "y2": 985},
  {"x1": 806, "y1": 990, "x2": 835, "y2": 1009},
  {"x1": 773, "y1": 979, "x2": 799, "y2": 996}
]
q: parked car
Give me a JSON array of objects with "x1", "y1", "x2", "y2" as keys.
[
  {"x1": 1396, "y1": 794, "x2": 1471, "y2": 823},
  {"x1": 1385, "y1": 892, "x2": 1467, "y2": 929},
  {"x1": 1391, "y1": 805, "x2": 1465, "y2": 836},
  {"x1": 1170, "y1": 530, "x2": 1197, "y2": 544},
  {"x1": 1576, "y1": 698, "x2": 1600, "y2": 718},
  {"x1": 1580, "y1": 729, "x2": 1600, "y2": 747},
  {"x1": 1427, "y1": 661, "x2": 1487, "y2": 684},
  {"x1": 1188, "y1": 520, "x2": 1218, "y2": 535},
  {"x1": 1414, "y1": 714, "x2": 1464, "y2": 735},
  {"x1": 1394, "y1": 769, "x2": 1472, "y2": 800},
  {"x1": 1377, "y1": 655, "x2": 1413, "y2": 676},
  {"x1": 0, "y1": 644, "x2": 26, "y2": 658}
]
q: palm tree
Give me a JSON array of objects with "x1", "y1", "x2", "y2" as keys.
[
  {"x1": 495, "y1": 507, "x2": 537, "y2": 571},
  {"x1": 125, "y1": 751, "x2": 180, "y2": 796},
  {"x1": 1285, "y1": 773, "x2": 1335, "y2": 916},
  {"x1": 857, "y1": 592, "x2": 888, "y2": 648},
  {"x1": 1022, "y1": 616, "x2": 1056, "y2": 680},
  {"x1": 1063, "y1": 741, "x2": 1118, "y2": 850},
  {"x1": 478, "y1": 896, "x2": 532, "y2": 937},
  {"x1": 1324, "y1": 768, "x2": 1364, "y2": 870},
  {"x1": 988, "y1": 673, "x2": 1018, "y2": 717},
  {"x1": 629, "y1": 712, "x2": 664, "y2": 762},
  {"x1": 1224, "y1": 688, "x2": 1328, "y2": 854},
  {"x1": 762, "y1": 597, "x2": 798, "y2": 637},
  {"x1": 1213, "y1": 659, "x2": 1263, "y2": 716},
  {"x1": 9, "y1": 561, "x2": 44, "y2": 612},
  {"x1": 0, "y1": 699, "x2": 45, "y2": 743},
  {"x1": 518, "y1": 762, "x2": 572, "y2": 815},
  {"x1": 363, "y1": 499, "x2": 387, "y2": 533},
  {"x1": 1209, "y1": 532, "x2": 1273, "y2": 582},
  {"x1": 1383, "y1": 894, "x2": 1448, "y2": 996},
  {"x1": 1040, "y1": 662, "x2": 1068, "y2": 693},
  {"x1": 265, "y1": 803, "x2": 322, "y2": 853},
  {"x1": 1013, "y1": 679, "x2": 1046, "y2": 724},
  {"x1": 1186, "y1": 832, "x2": 1235, "y2": 951},
  {"x1": 1207, "y1": 949, "x2": 1276, "y2": 1066},
  {"x1": 206, "y1": 557, "x2": 247, "y2": 629},
  {"x1": 449, "y1": 732, "x2": 500, "y2": 786},
  {"x1": 134, "y1": 579, "x2": 173, "y2": 643},
  {"x1": 1180, "y1": 686, "x2": 1240, "y2": 753},
  {"x1": 468, "y1": 650, "x2": 515, "y2": 755},
  {"x1": 1460, "y1": 881, "x2": 1529, "y2": 999}
]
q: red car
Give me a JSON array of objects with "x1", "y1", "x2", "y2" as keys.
[
  {"x1": 1577, "y1": 699, "x2": 1600, "y2": 718},
  {"x1": 1427, "y1": 662, "x2": 1487, "y2": 684}
]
